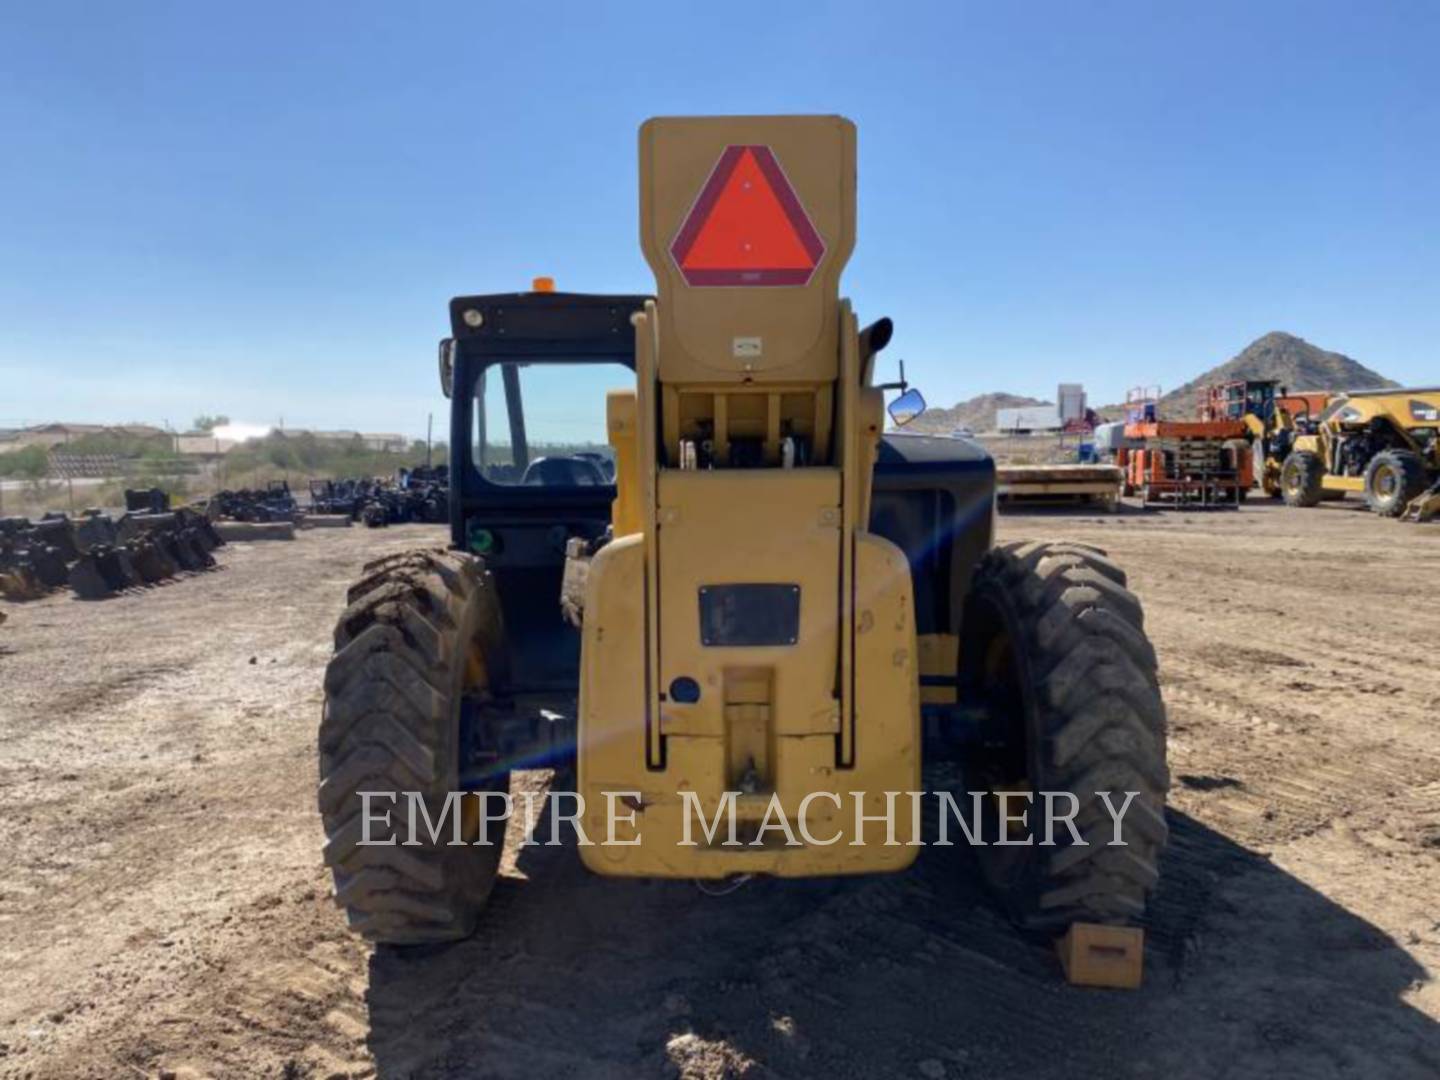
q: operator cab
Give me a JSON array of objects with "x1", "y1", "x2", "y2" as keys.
[
  {"x1": 1205, "y1": 378, "x2": 1278, "y2": 423},
  {"x1": 1242, "y1": 380, "x2": 1278, "y2": 421},
  {"x1": 443, "y1": 288, "x2": 650, "y2": 692},
  {"x1": 439, "y1": 282, "x2": 991, "y2": 702}
]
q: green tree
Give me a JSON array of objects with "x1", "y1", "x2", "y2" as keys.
[
  {"x1": 0, "y1": 445, "x2": 50, "y2": 480},
  {"x1": 65, "y1": 430, "x2": 171, "y2": 457},
  {"x1": 192, "y1": 414, "x2": 230, "y2": 433}
]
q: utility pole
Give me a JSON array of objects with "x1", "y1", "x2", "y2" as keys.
[{"x1": 426, "y1": 413, "x2": 433, "y2": 468}]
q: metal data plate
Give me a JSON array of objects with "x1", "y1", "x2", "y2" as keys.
[{"x1": 698, "y1": 584, "x2": 801, "y2": 647}]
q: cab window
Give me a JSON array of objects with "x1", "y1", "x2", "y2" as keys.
[{"x1": 473, "y1": 361, "x2": 634, "y2": 486}]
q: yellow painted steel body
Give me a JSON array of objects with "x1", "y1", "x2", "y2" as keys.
[
  {"x1": 576, "y1": 115, "x2": 922, "y2": 878},
  {"x1": 577, "y1": 500, "x2": 919, "y2": 877},
  {"x1": 1294, "y1": 388, "x2": 1440, "y2": 497}
]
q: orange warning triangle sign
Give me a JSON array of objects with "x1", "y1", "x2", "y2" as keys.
[{"x1": 670, "y1": 146, "x2": 825, "y2": 287}]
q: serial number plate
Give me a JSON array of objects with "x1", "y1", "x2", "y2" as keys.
[{"x1": 698, "y1": 584, "x2": 800, "y2": 647}]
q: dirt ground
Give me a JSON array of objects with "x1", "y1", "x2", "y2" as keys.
[{"x1": 1, "y1": 503, "x2": 1437, "y2": 1079}]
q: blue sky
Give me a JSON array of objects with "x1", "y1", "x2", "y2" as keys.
[{"x1": 1, "y1": 1, "x2": 1436, "y2": 437}]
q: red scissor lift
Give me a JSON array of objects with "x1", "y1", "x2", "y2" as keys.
[{"x1": 1115, "y1": 386, "x2": 1252, "y2": 507}]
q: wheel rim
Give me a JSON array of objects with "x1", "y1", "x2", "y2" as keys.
[{"x1": 1374, "y1": 464, "x2": 1398, "y2": 498}]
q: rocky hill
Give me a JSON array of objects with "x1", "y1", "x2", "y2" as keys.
[
  {"x1": 908, "y1": 392, "x2": 1049, "y2": 435},
  {"x1": 913, "y1": 332, "x2": 1396, "y2": 431},
  {"x1": 1138, "y1": 332, "x2": 1396, "y2": 418}
]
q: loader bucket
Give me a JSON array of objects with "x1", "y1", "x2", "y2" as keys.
[
  {"x1": 29, "y1": 545, "x2": 71, "y2": 589},
  {"x1": 128, "y1": 538, "x2": 175, "y2": 584},
  {"x1": 73, "y1": 545, "x2": 142, "y2": 595},
  {"x1": 176, "y1": 530, "x2": 215, "y2": 570},
  {"x1": 34, "y1": 517, "x2": 81, "y2": 563},
  {"x1": 69, "y1": 554, "x2": 117, "y2": 600},
  {"x1": 73, "y1": 512, "x2": 118, "y2": 553}
]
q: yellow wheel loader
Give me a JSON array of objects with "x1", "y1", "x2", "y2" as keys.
[
  {"x1": 1199, "y1": 379, "x2": 1331, "y2": 497},
  {"x1": 317, "y1": 116, "x2": 1169, "y2": 946},
  {"x1": 1280, "y1": 389, "x2": 1440, "y2": 517}
]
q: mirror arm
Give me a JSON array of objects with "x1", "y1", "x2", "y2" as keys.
[{"x1": 876, "y1": 359, "x2": 908, "y2": 393}]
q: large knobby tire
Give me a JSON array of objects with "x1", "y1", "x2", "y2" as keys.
[
  {"x1": 1280, "y1": 450, "x2": 1324, "y2": 508},
  {"x1": 1363, "y1": 450, "x2": 1426, "y2": 517},
  {"x1": 319, "y1": 548, "x2": 509, "y2": 944},
  {"x1": 958, "y1": 541, "x2": 1169, "y2": 931}
]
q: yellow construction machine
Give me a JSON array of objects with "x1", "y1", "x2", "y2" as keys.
[
  {"x1": 1198, "y1": 379, "x2": 1330, "y2": 497},
  {"x1": 317, "y1": 116, "x2": 1169, "y2": 947},
  {"x1": 1280, "y1": 388, "x2": 1440, "y2": 517}
]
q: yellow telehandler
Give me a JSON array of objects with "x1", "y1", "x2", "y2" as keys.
[
  {"x1": 1281, "y1": 389, "x2": 1440, "y2": 516},
  {"x1": 317, "y1": 116, "x2": 1169, "y2": 948}
]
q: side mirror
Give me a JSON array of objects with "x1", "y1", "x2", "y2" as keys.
[
  {"x1": 887, "y1": 387, "x2": 926, "y2": 428},
  {"x1": 438, "y1": 338, "x2": 456, "y2": 399}
]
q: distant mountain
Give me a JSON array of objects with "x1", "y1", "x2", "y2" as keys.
[
  {"x1": 908, "y1": 392, "x2": 1049, "y2": 435},
  {"x1": 915, "y1": 333, "x2": 1397, "y2": 432},
  {"x1": 1148, "y1": 332, "x2": 1397, "y2": 418}
]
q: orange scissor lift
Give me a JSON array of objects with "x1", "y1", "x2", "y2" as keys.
[{"x1": 1116, "y1": 387, "x2": 1253, "y2": 507}]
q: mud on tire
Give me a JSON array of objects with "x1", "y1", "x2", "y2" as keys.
[
  {"x1": 959, "y1": 541, "x2": 1169, "y2": 931},
  {"x1": 319, "y1": 548, "x2": 508, "y2": 945}
]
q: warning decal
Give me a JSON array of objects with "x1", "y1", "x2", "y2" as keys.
[{"x1": 669, "y1": 145, "x2": 826, "y2": 287}]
